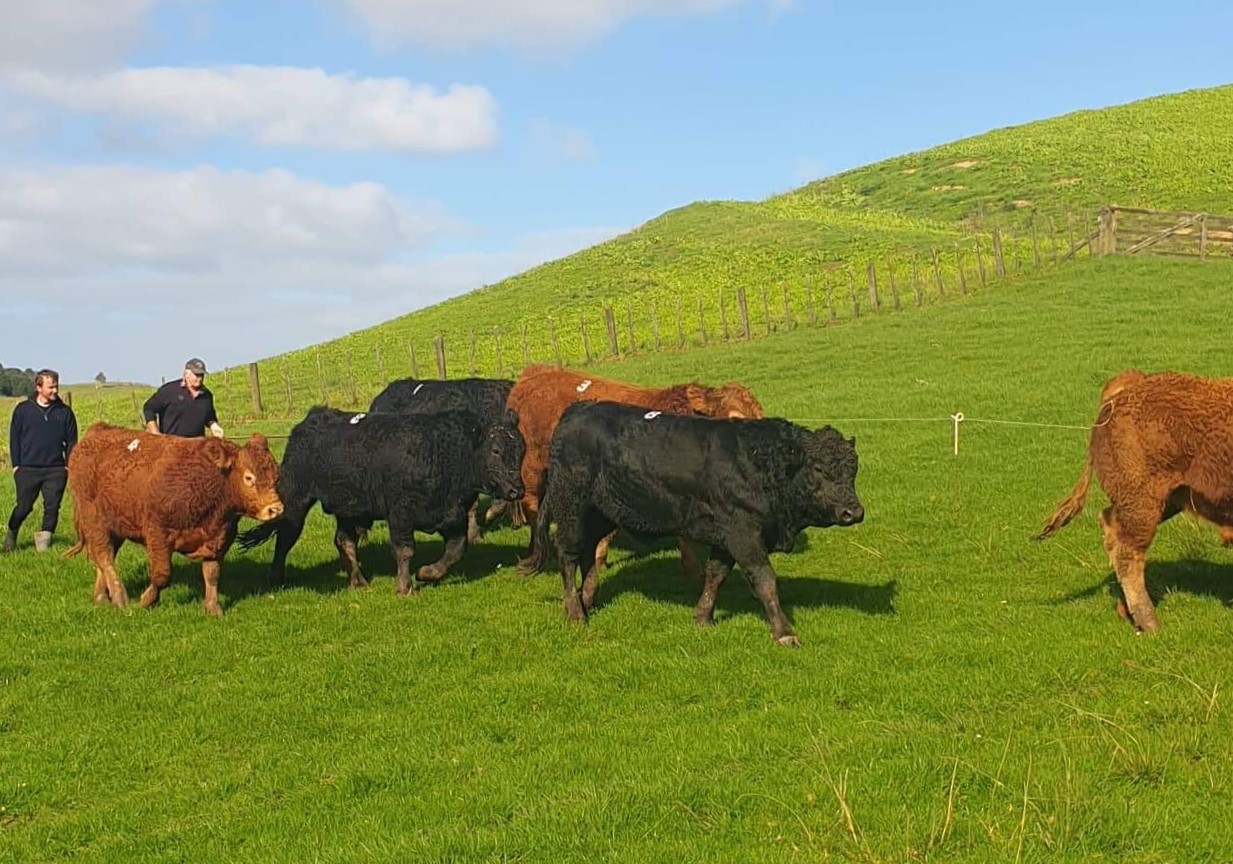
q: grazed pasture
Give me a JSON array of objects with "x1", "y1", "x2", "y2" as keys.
[{"x1": 4, "y1": 256, "x2": 1233, "y2": 862}]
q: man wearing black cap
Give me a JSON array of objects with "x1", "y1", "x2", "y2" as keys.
[
  {"x1": 5, "y1": 369, "x2": 78, "y2": 553},
  {"x1": 142, "y1": 358, "x2": 225, "y2": 439}
]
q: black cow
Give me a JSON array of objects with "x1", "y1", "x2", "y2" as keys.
[
  {"x1": 237, "y1": 405, "x2": 526, "y2": 594},
  {"x1": 370, "y1": 376, "x2": 518, "y2": 539},
  {"x1": 522, "y1": 400, "x2": 864, "y2": 645}
]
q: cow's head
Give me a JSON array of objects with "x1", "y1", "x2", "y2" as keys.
[
  {"x1": 795, "y1": 426, "x2": 864, "y2": 528},
  {"x1": 210, "y1": 433, "x2": 284, "y2": 522},
  {"x1": 480, "y1": 409, "x2": 526, "y2": 501},
  {"x1": 684, "y1": 382, "x2": 766, "y2": 419}
]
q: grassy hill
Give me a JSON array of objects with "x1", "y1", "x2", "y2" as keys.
[
  {"x1": 6, "y1": 256, "x2": 1233, "y2": 861},
  {"x1": 72, "y1": 83, "x2": 1233, "y2": 427}
]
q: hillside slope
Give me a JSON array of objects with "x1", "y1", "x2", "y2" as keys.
[{"x1": 76, "y1": 83, "x2": 1233, "y2": 423}]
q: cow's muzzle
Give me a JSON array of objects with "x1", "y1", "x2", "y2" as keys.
[
  {"x1": 837, "y1": 504, "x2": 864, "y2": 526},
  {"x1": 257, "y1": 501, "x2": 285, "y2": 522}
]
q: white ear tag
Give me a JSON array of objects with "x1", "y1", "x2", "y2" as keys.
[
  {"x1": 576, "y1": 379, "x2": 592, "y2": 393},
  {"x1": 349, "y1": 413, "x2": 366, "y2": 424},
  {"x1": 644, "y1": 411, "x2": 661, "y2": 420}
]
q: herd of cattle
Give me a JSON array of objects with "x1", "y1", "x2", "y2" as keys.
[{"x1": 53, "y1": 362, "x2": 1233, "y2": 641}]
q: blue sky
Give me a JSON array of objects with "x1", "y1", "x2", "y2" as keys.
[{"x1": 1, "y1": 0, "x2": 1230, "y2": 384}]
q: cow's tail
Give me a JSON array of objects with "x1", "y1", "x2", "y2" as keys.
[
  {"x1": 62, "y1": 509, "x2": 85, "y2": 558},
  {"x1": 237, "y1": 520, "x2": 280, "y2": 551},
  {"x1": 1033, "y1": 451, "x2": 1094, "y2": 541}
]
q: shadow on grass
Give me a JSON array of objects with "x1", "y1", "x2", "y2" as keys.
[
  {"x1": 101, "y1": 527, "x2": 528, "y2": 612},
  {"x1": 573, "y1": 553, "x2": 896, "y2": 627},
  {"x1": 1049, "y1": 556, "x2": 1233, "y2": 616}
]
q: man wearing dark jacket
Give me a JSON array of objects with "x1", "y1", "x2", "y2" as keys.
[
  {"x1": 142, "y1": 357, "x2": 225, "y2": 439},
  {"x1": 5, "y1": 369, "x2": 78, "y2": 552}
]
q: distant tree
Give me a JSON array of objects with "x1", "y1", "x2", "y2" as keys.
[
  {"x1": 94, "y1": 371, "x2": 107, "y2": 386},
  {"x1": 0, "y1": 365, "x2": 36, "y2": 397}
]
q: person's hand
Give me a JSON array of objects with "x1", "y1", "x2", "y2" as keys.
[
  {"x1": 208, "y1": 422, "x2": 225, "y2": 439},
  {"x1": 10, "y1": 467, "x2": 16, "y2": 474}
]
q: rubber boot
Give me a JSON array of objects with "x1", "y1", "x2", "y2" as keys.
[
  {"x1": 2, "y1": 528, "x2": 14, "y2": 552},
  {"x1": 34, "y1": 531, "x2": 52, "y2": 552}
]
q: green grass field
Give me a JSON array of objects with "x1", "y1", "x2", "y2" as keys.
[
  {"x1": 5, "y1": 255, "x2": 1233, "y2": 862},
  {"x1": 68, "y1": 83, "x2": 1233, "y2": 427}
]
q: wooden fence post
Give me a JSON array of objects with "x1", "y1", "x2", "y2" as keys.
[
  {"x1": 737, "y1": 287, "x2": 751, "y2": 339},
  {"x1": 697, "y1": 295, "x2": 708, "y2": 345},
  {"x1": 848, "y1": 269, "x2": 860, "y2": 318},
  {"x1": 626, "y1": 300, "x2": 637, "y2": 355},
  {"x1": 955, "y1": 245, "x2": 968, "y2": 295},
  {"x1": 1049, "y1": 215, "x2": 1060, "y2": 265},
  {"x1": 781, "y1": 281, "x2": 794, "y2": 328},
  {"x1": 316, "y1": 348, "x2": 327, "y2": 405},
  {"x1": 495, "y1": 329, "x2": 504, "y2": 377},
  {"x1": 825, "y1": 275, "x2": 836, "y2": 323},
  {"x1": 548, "y1": 319, "x2": 561, "y2": 366},
  {"x1": 248, "y1": 361, "x2": 263, "y2": 415},
  {"x1": 130, "y1": 389, "x2": 140, "y2": 424},
  {"x1": 650, "y1": 301, "x2": 660, "y2": 350},
  {"x1": 408, "y1": 342, "x2": 420, "y2": 379},
  {"x1": 887, "y1": 259, "x2": 901, "y2": 311},
  {"x1": 376, "y1": 344, "x2": 386, "y2": 385},
  {"x1": 719, "y1": 288, "x2": 731, "y2": 341},
  {"x1": 470, "y1": 331, "x2": 479, "y2": 374},
  {"x1": 761, "y1": 285, "x2": 771, "y2": 335},
  {"x1": 345, "y1": 350, "x2": 357, "y2": 405},
  {"x1": 974, "y1": 238, "x2": 987, "y2": 288},
  {"x1": 1031, "y1": 219, "x2": 1041, "y2": 267},
  {"x1": 866, "y1": 261, "x2": 880, "y2": 310},
  {"x1": 805, "y1": 275, "x2": 817, "y2": 326},
  {"x1": 992, "y1": 227, "x2": 1006, "y2": 277},
  {"x1": 1107, "y1": 207, "x2": 1118, "y2": 256},
  {"x1": 282, "y1": 358, "x2": 292, "y2": 415},
  {"x1": 521, "y1": 322, "x2": 530, "y2": 367},
  {"x1": 604, "y1": 307, "x2": 619, "y2": 356},
  {"x1": 911, "y1": 254, "x2": 923, "y2": 306},
  {"x1": 932, "y1": 248, "x2": 945, "y2": 297},
  {"x1": 1066, "y1": 212, "x2": 1076, "y2": 259},
  {"x1": 433, "y1": 334, "x2": 446, "y2": 379},
  {"x1": 1086, "y1": 210, "x2": 1096, "y2": 258},
  {"x1": 675, "y1": 297, "x2": 684, "y2": 348},
  {"x1": 1200, "y1": 213, "x2": 1208, "y2": 260},
  {"x1": 579, "y1": 314, "x2": 592, "y2": 364}
]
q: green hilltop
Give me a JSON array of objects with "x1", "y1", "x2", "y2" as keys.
[{"x1": 64, "y1": 82, "x2": 1233, "y2": 427}]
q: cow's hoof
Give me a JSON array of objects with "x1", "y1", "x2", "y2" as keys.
[
  {"x1": 417, "y1": 564, "x2": 448, "y2": 583},
  {"x1": 138, "y1": 588, "x2": 159, "y2": 608},
  {"x1": 693, "y1": 612, "x2": 716, "y2": 627},
  {"x1": 94, "y1": 591, "x2": 109, "y2": 605},
  {"x1": 348, "y1": 575, "x2": 370, "y2": 589},
  {"x1": 775, "y1": 635, "x2": 801, "y2": 647},
  {"x1": 204, "y1": 602, "x2": 223, "y2": 618},
  {"x1": 1135, "y1": 617, "x2": 1160, "y2": 634}
]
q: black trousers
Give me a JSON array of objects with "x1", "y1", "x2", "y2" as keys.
[{"x1": 8, "y1": 466, "x2": 68, "y2": 534}]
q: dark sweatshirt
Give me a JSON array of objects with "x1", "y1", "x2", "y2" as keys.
[{"x1": 9, "y1": 397, "x2": 78, "y2": 468}]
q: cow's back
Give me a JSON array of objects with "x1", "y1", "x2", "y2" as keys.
[
  {"x1": 1092, "y1": 372, "x2": 1233, "y2": 501},
  {"x1": 370, "y1": 378, "x2": 513, "y2": 419}
]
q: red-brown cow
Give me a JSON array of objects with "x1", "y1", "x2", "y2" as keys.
[
  {"x1": 64, "y1": 423, "x2": 283, "y2": 616},
  {"x1": 1035, "y1": 369, "x2": 1233, "y2": 631},
  {"x1": 508, "y1": 364, "x2": 765, "y2": 575}
]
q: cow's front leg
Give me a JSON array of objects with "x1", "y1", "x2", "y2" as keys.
[
  {"x1": 139, "y1": 534, "x2": 174, "y2": 609},
  {"x1": 731, "y1": 541, "x2": 797, "y2": 646},
  {"x1": 200, "y1": 559, "x2": 224, "y2": 617},
  {"x1": 417, "y1": 524, "x2": 468, "y2": 583}
]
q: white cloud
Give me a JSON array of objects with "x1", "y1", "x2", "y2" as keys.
[
  {"x1": 336, "y1": 0, "x2": 795, "y2": 52},
  {"x1": 0, "y1": 0, "x2": 164, "y2": 73},
  {"x1": 5, "y1": 66, "x2": 499, "y2": 153},
  {"x1": 0, "y1": 163, "x2": 462, "y2": 279},
  {"x1": 0, "y1": 161, "x2": 624, "y2": 385},
  {"x1": 531, "y1": 120, "x2": 595, "y2": 161}
]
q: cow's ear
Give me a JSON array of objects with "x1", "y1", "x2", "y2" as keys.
[
  {"x1": 248, "y1": 433, "x2": 270, "y2": 451},
  {"x1": 203, "y1": 438, "x2": 233, "y2": 470}
]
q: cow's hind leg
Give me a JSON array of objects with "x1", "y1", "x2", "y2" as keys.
[
  {"x1": 580, "y1": 511, "x2": 618, "y2": 613},
  {"x1": 387, "y1": 514, "x2": 417, "y2": 596},
  {"x1": 334, "y1": 520, "x2": 368, "y2": 589},
  {"x1": 1102, "y1": 503, "x2": 1163, "y2": 632},
  {"x1": 92, "y1": 534, "x2": 124, "y2": 605},
  {"x1": 694, "y1": 548, "x2": 733, "y2": 627},
  {"x1": 554, "y1": 508, "x2": 588, "y2": 623}
]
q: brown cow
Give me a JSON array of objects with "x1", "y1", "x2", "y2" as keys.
[
  {"x1": 64, "y1": 423, "x2": 283, "y2": 616},
  {"x1": 508, "y1": 364, "x2": 765, "y2": 575},
  {"x1": 1034, "y1": 369, "x2": 1233, "y2": 632}
]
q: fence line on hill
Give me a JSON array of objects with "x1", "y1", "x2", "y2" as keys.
[
  {"x1": 203, "y1": 209, "x2": 1091, "y2": 424},
  {"x1": 67, "y1": 202, "x2": 1224, "y2": 434}
]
